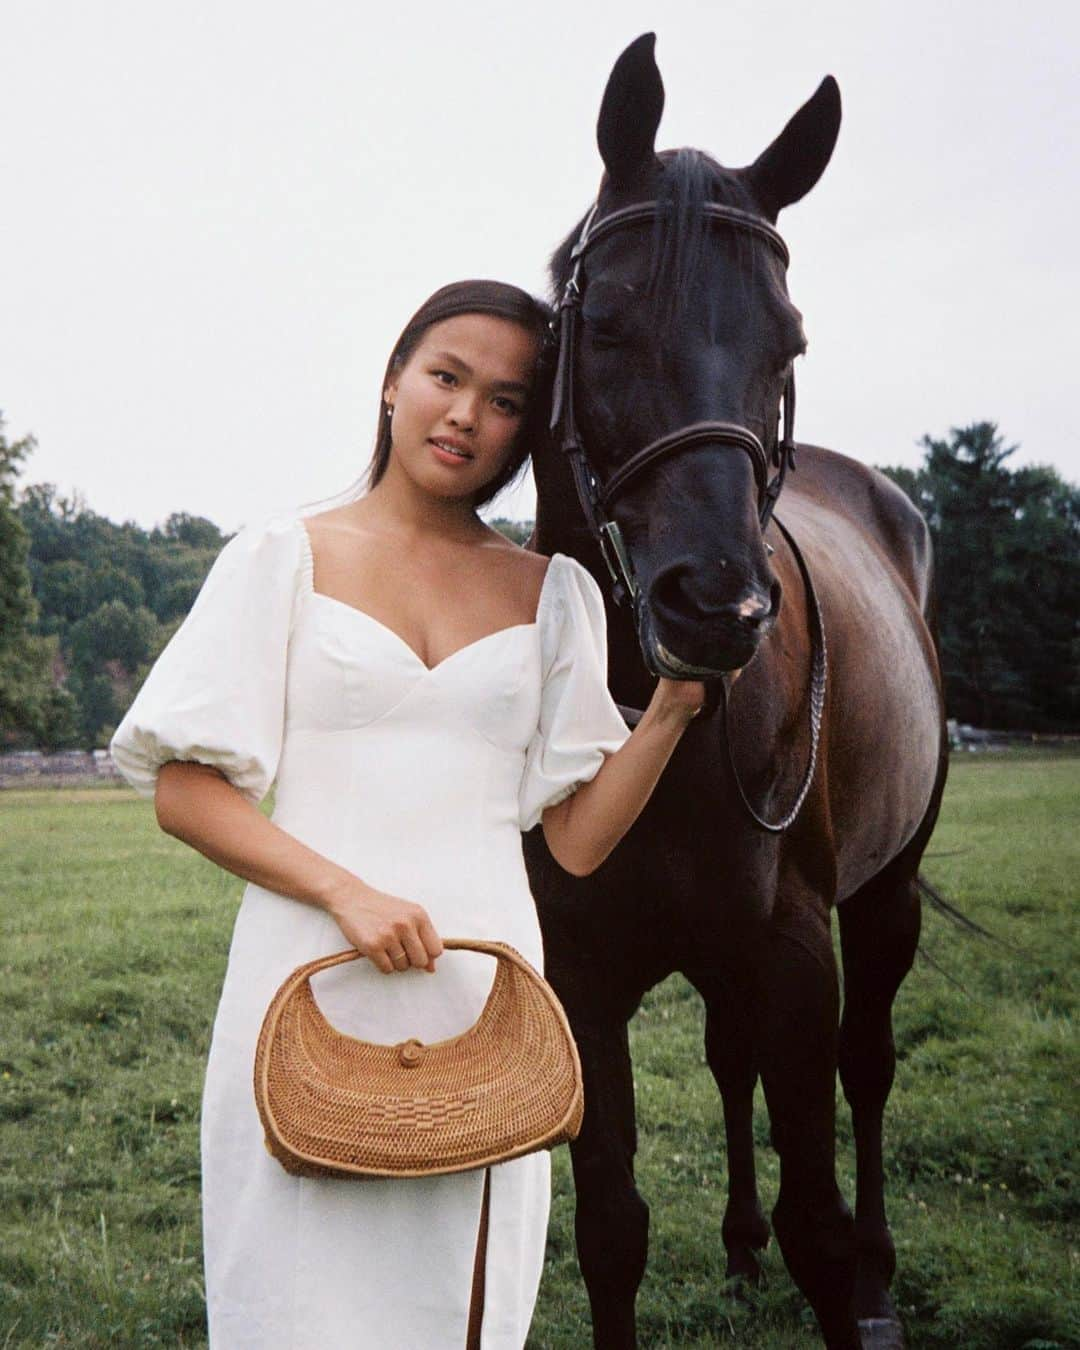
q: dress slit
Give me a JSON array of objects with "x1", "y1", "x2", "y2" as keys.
[{"x1": 466, "y1": 1169, "x2": 492, "y2": 1349}]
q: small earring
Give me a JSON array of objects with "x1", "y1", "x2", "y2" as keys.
[{"x1": 385, "y1": 404, "x2": 393, "y2": 418}]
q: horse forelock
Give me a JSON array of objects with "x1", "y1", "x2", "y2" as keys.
[
  {"x1": 650, "y1": 151, "x2": 758, "y2": 332},
  {"x1": 549, "y1": 150, "x2": 767, "y2": 333}
]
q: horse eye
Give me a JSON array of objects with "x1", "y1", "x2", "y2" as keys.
[
  {"x1": 582, "y1": 313, "x2": 625, "y2": 349},
  {"x1": 582, "y1": 282, "x2": 638, "y2": 348},
  {"x1": 586, "y1": 327, "x2": 623, "y2": 351}
]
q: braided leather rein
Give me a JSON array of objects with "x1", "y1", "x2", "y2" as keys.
[{"x1": 719, "y1": 517, "x2": 827, "y2": 833}]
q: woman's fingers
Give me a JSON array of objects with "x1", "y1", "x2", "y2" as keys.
[
  {"x1": 374, "y1": 899, "x2": 442, "y2": 974},
  {"x1": 369, "y1": 946, "x2": 396, "y2": 975},
  {"x1": 416, "y1": 915, "x2": 444, "y2": 965},
  {"x1": 393, "y1": 903, "x2": 442, "y2": 973},
  {"x1": 333, "y1": 887, "x2": 444, "y2": 974},
  {"x1": 397, "y1": 925, "x2": 433, "y2": 972}
]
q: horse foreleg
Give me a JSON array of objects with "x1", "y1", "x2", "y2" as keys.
[
  {"x1": 837, "y1": 860, "x2": 922, "y2": 1349},
  {"x1": 759, "y1": 896, "x2": 860, "y2": 1350},
  {"x1": 698, "y1": 987, "x2": 770, "y2": 1284},
  {"x1": 567, "y1": 1014, "x2": 649, "y2": 1350}
]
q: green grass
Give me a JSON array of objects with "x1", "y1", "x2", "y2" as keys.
[{"x1": 1, "y1": 754, "x2": 1076, "y2": 1348}]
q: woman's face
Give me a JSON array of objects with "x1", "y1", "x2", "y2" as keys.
[{"x1": 383, "y1": 313, "x2": 542, "y2": 503}]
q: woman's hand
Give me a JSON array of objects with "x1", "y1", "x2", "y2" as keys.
[
  {"x1": 323, "y1": 878, "x2": 444, "y2": 975},
  {"x1": 649, "y1": 676, "x2": 707, "y2": 726}
]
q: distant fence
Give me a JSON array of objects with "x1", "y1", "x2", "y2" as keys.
[
  {"x1": 0, "y1": 750, "x2": 124, "y2": 790},
  {"x1": 947, "y1": 721, "x2": 1080, "y2": 752},
  {"x1": 3, "y1": 732, "x2": 1076, "y2": 792}
]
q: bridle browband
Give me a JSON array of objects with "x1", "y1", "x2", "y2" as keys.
[
  {"x1": 549, "y1": 196, "x2": 827, "y2": 834},
  {"x1": 550, "y1": 199, "x2": 797, "y2": 609}
]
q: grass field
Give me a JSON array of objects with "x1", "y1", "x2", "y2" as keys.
[{"x1": 1, "y1": 753, "x2": 1076, "y2": 1348}]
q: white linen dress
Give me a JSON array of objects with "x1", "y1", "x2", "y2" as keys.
[{"x1": 109, "y1": 513, "x2": 631, "y2": 1350}]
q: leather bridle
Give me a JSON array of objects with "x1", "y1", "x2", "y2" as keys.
[
  {"x1": 550, "y1": 199, "x2": 798, "y2": 610},
  {"x1": 548, "y1": 196, "x2": 827, "y2": 834}
]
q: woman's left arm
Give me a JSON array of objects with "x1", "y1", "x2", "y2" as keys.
[{"x1": 539, "y1": 679, "x2": 705, "y2": 876}]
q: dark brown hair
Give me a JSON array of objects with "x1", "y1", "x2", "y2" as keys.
[{"x1": 364, "y1": 280, "x2": 555, "y2": 509}]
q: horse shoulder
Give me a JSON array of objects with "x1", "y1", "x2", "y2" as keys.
[{"x1": 785, "y1": 445, "x2": 934, "y2": 615}]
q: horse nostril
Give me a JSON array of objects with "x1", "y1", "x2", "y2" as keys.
[
  {"x1": 769, "y1": 580, "x2": 783, "y2": 617},
  {"x1": 730, "y1": 590, "x2": 774, "y2": 629},
  {"x1": 650, "y1": 563, "x2": 699, "y2": 620}
]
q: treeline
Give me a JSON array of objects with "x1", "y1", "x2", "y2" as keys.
[
  {"x1": 0, "y1": 420, "x2": 229, "y2": 749},
  {"x1": 880, "y1": 423, "x2": 1078, "y2": 731},
  {"x1": 0, "y1": 415, "x2": 1076, "y2": 750}
]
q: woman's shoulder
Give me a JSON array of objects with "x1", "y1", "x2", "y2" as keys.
[
  {"x1": 471, "y1": 524, "x2": 554, "y2": 621},
  {"x1": 298, "y1": 504, "x2": 367, "y2": 542},
  {"x1": 540, "y1": 551, "x2": 606, "y2": 609},
  {"x1": 492, "y1": 542, "x2": 607, "y2": 620},
  {"x1": 504, "y1": 540, "x2": 553, "y2": 606},
  {"x1": 222, "y1": 510, "x2": 306, "y2": 553},
  {"x1": 195, "y1": 512, "x2": 309, "y2": 605},
  {"x1": 529, "y1": 552, "x2": 611, "y2": 669}
]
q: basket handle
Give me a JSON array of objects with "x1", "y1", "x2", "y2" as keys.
[{"x1": 283, "y1": 938, "x2": 533, "y2": 987}]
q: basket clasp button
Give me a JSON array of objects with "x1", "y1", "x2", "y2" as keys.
[{"x1": 397, "y1": 1038, "x2": 425, "y2": 1068}]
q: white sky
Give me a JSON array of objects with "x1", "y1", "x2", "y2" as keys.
[{"x1": 2, "y1": 0, "x2": 1077, "y2": 533}]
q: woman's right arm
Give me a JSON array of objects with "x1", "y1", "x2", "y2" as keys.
[{"x1": 155, "y1": 760, "x2": 443, "y2": 974}]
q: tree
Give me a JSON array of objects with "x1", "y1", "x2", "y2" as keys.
[
  {"x1": 69, "y1": 600, "x2": 159, "y2": 679},
  {"x1": 35, "y1": 559, "x2": 91, "y2": 631},
  {"x1": 0, "y1": 416, "x2": 36, "y2": 640},
  {"x1": 15, "y1": 477, "x2": 233, "y2": 747},
  {"x1": 158, "y1": 512, "x2": 226, "y2": 551},
  {"x1": 86, "y1": 563, "x2": 146, "y2": 611},
  {"x1": 488, "y1": 517, "x2": 534, "y2": 547},
  {"x1": 0, "y1": 415, "x2": 80, "y2": 745},
  {"x1": 16, "y1": 482, "x2": 87, "y2": 565},
  {"x1": 880, "y1": 423, "x2": 1079, "y2": 730}
]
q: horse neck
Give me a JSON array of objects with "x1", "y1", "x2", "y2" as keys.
[
  {"x1": 531, "y1": 442, "x2": 665, "y2": 713},
  {"x1": 530, "y1": 439, "x2": 596, "y2": 561}
]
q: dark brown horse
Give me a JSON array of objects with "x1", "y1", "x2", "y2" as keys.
[{"x1": 523, "y1": 34, "x2": 947, "y2": 1350}]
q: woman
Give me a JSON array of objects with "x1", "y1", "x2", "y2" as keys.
[{"x1": 110, "y1": 280, "x2": 704, "y2": 1348}]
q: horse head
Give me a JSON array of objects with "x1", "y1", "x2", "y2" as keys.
[{"x1": 548, "y1": 33, "x2": 841, "y2": 677}]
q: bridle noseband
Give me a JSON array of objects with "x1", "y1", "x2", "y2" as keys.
[{"x1": 549, "y1": 199, "x2": 798, "y2": 610}]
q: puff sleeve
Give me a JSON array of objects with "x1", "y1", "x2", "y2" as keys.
[
  {"x1": 518, "y1": 554, "x2": 632, "y2": 832},
  {"x1": 109, "y1": 517, "x2": 302, "y2": 805}
]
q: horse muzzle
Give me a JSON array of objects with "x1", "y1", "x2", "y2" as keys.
[{"x1": 637, "y1": 593, "x2": 777, "y2": 678}]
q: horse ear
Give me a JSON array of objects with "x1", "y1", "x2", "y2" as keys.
[
  {"x1": 745, "y1": 76, "x2": 842, "y2": 220},
  {"x1": 597, "y1": 32, "x2": 665, "y2": 187}
]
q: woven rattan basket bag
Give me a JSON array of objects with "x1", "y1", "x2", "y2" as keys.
[{"x1": 254, "y1": 939, "x2": 584, "y2": 1179}]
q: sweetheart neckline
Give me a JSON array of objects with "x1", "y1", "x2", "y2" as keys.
[
  {"x1": 295, "y1": 519, "x2": 558, "y2": 675},
  {"x1": 306, "y1": 591, "x2": 538, "y2": 674}
]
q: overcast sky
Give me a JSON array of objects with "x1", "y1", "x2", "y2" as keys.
[{"x1": 2, "y1": 0, "x2": 1077, "y2": 533}]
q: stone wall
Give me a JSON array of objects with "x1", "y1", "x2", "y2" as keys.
[{"x1": 0, "y1": 750, "x2": 125, "y2": 790}]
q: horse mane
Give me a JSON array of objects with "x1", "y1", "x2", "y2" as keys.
[{"x1": 548, "y1": 149, "x2": 761, "y2": 332}]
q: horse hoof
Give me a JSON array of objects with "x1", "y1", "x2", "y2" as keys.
[
  {"x1": 724, "y1": 1271, "x2": 761, "y2": 1305},
  {"x1": 858, "y1": 1318, "x2": 905, "y2": 1349},
  {"x1": 724, "y1": 1253, "x2": 764, "y2": 1290}
]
